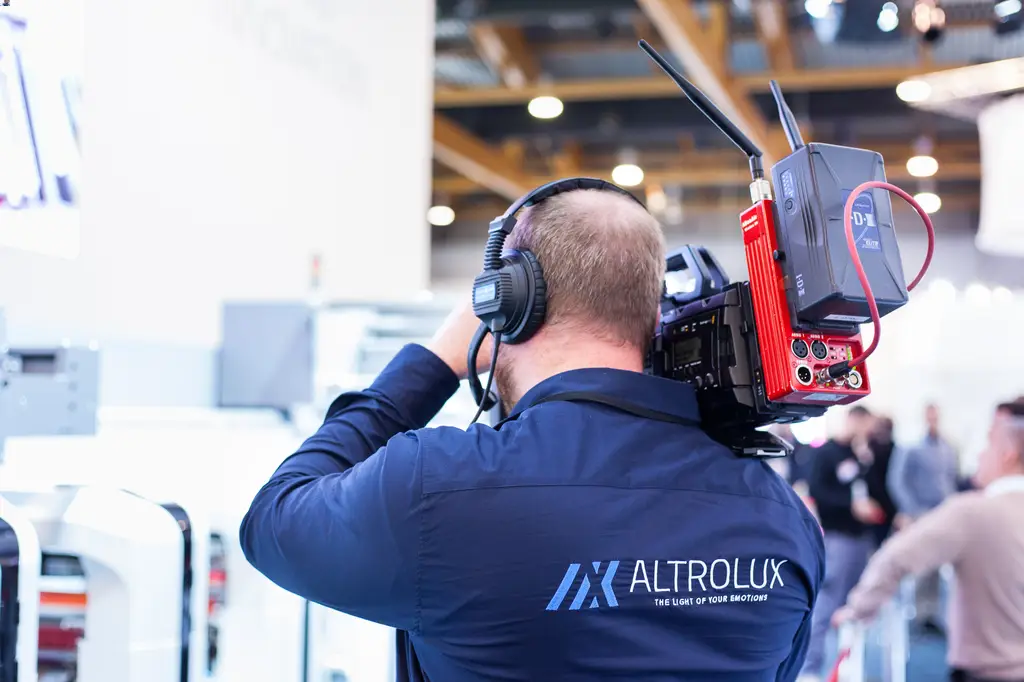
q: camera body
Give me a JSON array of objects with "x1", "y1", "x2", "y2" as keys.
[
  {"x1": 635, "y1": 40, "x2": 919, "y2": 455},
  {"x1": 648, "y1": 245, "x2": 829, "y2": 456}
]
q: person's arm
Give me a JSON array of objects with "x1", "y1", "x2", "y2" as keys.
[
  {"x1": 887, "y1": 445, "x2": 924, "y2": 517},
  {"x1": 239, "y1": 344, "x2": 460, "y2": 630},
  {"x1": 843, "y1": 495, "x2": 974, "y2": 620}
]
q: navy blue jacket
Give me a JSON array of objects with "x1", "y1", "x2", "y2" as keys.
[{"x1": 241, "y1": 344, "x2": 825, "y2": 681}]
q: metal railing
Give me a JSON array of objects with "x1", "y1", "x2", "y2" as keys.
[{"x1": 830, "y1": 578, "x2": 913, "y2": 682}]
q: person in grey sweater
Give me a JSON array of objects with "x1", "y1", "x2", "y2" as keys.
[
  {"x1": 836, "y1": 400, "x2": 1024, "y2": 682},
  {"x1": 887, "y1": 402, "x2": 959, "y2": 631}
]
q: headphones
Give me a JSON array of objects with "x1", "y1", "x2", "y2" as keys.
[{"x1": 466, "y1": 177, "x2": 647, "y2": 421}]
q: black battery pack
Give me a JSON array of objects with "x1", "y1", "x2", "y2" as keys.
[{"x1": 771, "y1": 143, "x2": 909, "y2": 332}]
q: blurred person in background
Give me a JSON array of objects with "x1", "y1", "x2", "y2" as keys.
[
  {"x1": 888, "y1": 402, "x2": 959, "y2": 633},
  {"x1": 766, "y1": 423, "x2": 817, "y2": 519},
  {"x1": 835, "y1": 400, "x2": 1024, "y2": 682},
  {"x1": 765, "y1": 423, "x2": 798, "y2": 479},
  {"x1": 866, "y1": 416, "x2": 899, "y2": 548},
  {"x1": 799, "y1": 405, "x2": 886, "y2": 682}
]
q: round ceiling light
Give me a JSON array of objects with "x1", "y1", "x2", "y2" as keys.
[
  {"x1": 527, "y1": 95, "x2": 564, "y2": 120},
  {"x1": 906, "y1": 155, "x2": 939, "y2": 178},
  {"x1": 896, "y1": 79, "x2": 932, "y2": 103},
  {"x1": 913, "y1": 191, "x2": 942, "y2": 214},
  {"x1": 427, "y1": 205, "x2": 455, "y2": 226},
  {"x1": 611, "y1": 163, "x2": 645, "y2": 187},
  {"x1": 878, "y1": 2, "x2": 900, "y2": 31}
]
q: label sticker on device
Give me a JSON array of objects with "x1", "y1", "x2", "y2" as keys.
[
  {"x1": 804, "y1": 393, "x2": 844, "y2": 402},
  {"x1": 823, "y1": 314, "x2": 869, "y2": 323}
]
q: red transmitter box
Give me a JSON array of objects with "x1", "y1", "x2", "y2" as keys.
[{"x1": 741, "y1": 199, "x2": 870, "y2": 406}]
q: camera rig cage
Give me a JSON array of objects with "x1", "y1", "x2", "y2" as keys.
[{"x1": 639, "y1": 41, "x2": 935, "y2": 456}]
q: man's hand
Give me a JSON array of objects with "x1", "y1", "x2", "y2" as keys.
[
  {"x1": 832, "y1": 606, "x2": 857, "y2": 628},
  {"x1": 893, "y1": 513, "x2": 912, "y2": 531},
  {"x1": 427, "y1": 300, "x2": 493, "y2": 379},
  {"x1": 852, "y1": 497, "x2": 886, "y2": 524}
]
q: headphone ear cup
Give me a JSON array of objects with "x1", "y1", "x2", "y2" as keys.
[{"x1": 516, "y1": 250, "x2": 547, "y2": 343}]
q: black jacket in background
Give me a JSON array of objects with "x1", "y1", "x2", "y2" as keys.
[
  {"x1": 865, "y1": 438, "x2": 897, "y2": 544},
  {"x1": 808, "y1": 440, "x2": 869, "y2": 536},
  {"x1": 788, "y1": 443, "x2": 815, "y2": 487}
]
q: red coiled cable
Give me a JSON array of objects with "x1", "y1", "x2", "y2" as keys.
[{"x1": 842, "y1": 181, "x2": 936, "y2": 369}]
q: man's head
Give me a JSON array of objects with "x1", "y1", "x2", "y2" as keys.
[
  {"x1": 975, "y1": 401, "x2": 1024, "y2": 488},
  {"x1": 841, "y1": 405, "x2": 875, "y2": 443},
  {"x1": 494, "y1": 188, "x2": 665, "y2": 407},
  {"x1": 872, "y1": 415, "x2": 894, "y2": 445},
  {"x1": 924, "y1": 403, "x2": 940, "y2": 436}
]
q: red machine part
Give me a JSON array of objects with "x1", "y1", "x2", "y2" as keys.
[{"x1": 741, "y1": 199, "x2": 870, "y2": 406}]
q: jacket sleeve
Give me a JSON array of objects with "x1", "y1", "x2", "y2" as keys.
[
  {"x1": 777, "y1": 517, "x2": 825, "y2": 682},
  {"x1": 845, "y1": 494, "x2": 974, "y2": 620},
  {"x1": 239, "y1": 344, "x2": 460, "y2": 631},
  {"x1": 775, "y1": 612, "x2": 813, "y2": 682}
]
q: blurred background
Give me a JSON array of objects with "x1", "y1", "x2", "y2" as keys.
[{"x1": 0, "y1": 0, "x2": 1021, "y2": 681}]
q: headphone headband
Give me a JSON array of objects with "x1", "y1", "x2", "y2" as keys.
[{"x1": 500, "y1": 177, "x2": 647, "y2": 222}]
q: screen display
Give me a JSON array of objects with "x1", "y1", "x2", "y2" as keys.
[
  {"x1": 474, "y1": 283, "x2": 497, "y2": 304},
  {"x1": 842, "y1": 189, "x2": 881, "y2": 251},
  {"x1": 673, "y1": 337, "x2": 702, "y2": 365}
]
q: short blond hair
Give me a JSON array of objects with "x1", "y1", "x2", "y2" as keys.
[{"x1": 506, "y1": 188, "x2": 666, "y2": 350}]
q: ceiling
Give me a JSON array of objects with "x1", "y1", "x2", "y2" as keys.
[{"x1": 429, "y1": 0, "x2": 1024, "y2": 225}]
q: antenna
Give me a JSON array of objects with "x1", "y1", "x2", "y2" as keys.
[
  {"x1": 769, "y1": 80, "x2": 805, "y2": 152},
  {"x1": 638, "y1": 39, "x2": 764, "y2": 180}
]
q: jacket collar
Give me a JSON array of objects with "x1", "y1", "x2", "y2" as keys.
[
  {"x1": 508, "y1": 367, "x2": 701, "y2": 424},
  {"x1": 986, "y1": 474, "x2": 1024, "y2": 498}
]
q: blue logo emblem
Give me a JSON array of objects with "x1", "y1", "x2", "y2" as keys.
[{"x1": 546, "y1": 560, "x2": 620, "y2": 611}]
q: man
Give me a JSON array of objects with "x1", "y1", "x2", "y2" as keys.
[
  {"x1": 800, "y1": 406, "x2": 886, "y2": 681},
  {"x1": 835, "y1": 401, "x2": 1024, "y2": 682},
  {"x1": 865, "y1": 416, "x2": 899, "y2": 547},
  {"x1": 240, "y1": 187, "x2": 825, "y2": 681},
  {"x1": 888, "y1": 403, "x2": 959, "y2": 632}
]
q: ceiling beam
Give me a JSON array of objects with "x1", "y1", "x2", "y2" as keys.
[
  {"x1": 571, "y1": 142, "x2": 979, "y2": 168},
  {"x1": 435, "y1": 65, "x2": 956, "y2": 108},
  {"x1": 706, "y1": 1, "x2": 730, "y2": 69},
  {"x1": 435, "y1": 159, "x2": 981, "y2": 195},
  {"x1": 736, "y1": 64, "x2": 953, "y2": 92},
  {"x1": 753, "y1": 0, "x2": 796, "y2": 72},
  {"x1": 635, "y1": 0, "x2": 788, "y2": 164},
  {"x1": 450, "y1": 194, "x2": 980, "y2": 223},
  {"x1": 552, "y1": 142, "x2": 582, "y2": 177},
  {"x1": 468, "y1": 23, "x2": 540, "y2": 89},
  {"x1": 432, "y1": 114, "x2": 533, "y2": 201}
]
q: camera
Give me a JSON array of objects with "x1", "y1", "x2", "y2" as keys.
[
  {"x1": 473, "y1": 43, "x2": 935, "y2": 454},
  {"x1": 646, "y1": 246, "x2": 827, "y2": 456},
  {"x1": 639, "y1": 41, "x2": 935, "y2": 456}
]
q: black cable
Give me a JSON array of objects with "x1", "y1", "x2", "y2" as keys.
[{"x1": 468, "y1": 333, "x2": 501, "y2": 427}]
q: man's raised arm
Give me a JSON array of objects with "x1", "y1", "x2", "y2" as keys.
[{"x1": 239, "y1": 344, "x2": 460, "y2": 629}]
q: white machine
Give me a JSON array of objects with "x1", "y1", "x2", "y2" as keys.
[
  {"x1": 1, "y1": 487, "x2": 184, "y2": 681},
  {"x1": 0, "y1": 495, "x2": 42, "y2": 682},
  {"x1": 0, "y1": 311, "x2": 97, "y2": 682},
  {"x1": 0, "y1": 312, "x2": 216, "y2": 682}
]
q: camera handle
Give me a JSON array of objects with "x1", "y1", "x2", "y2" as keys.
[{"x1": 662, "y1": 245, "x2": 731, "y2": 307}]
